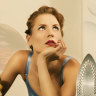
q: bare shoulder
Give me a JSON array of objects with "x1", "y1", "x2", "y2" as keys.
[
  {"x1": 9, "y1": 50, "x2": 30, "y2": 67},
  {"x1": 61, "y1": 55, "x2": 80, "y2": 69},
  {"x1": 60, "y1": 56, "x2": 80, "y2": 96},
  {"x1": 11, "y1": 50, "x2": 31, "y2": 74},
  {"x1": 65, "y1": 57, "x2": 80, "y2": 68},
  {"x1": 13, "y1": 50, "x2": 30, "y2": 64},
  {"x1": 61, "y1": 56, "x2": 80, "y2": 81},
  {"x1": 1, "y1": 50, "x2": 31, "y2": 80}
]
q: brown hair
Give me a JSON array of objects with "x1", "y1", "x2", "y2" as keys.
[{"x1": 25, "y1": 6, "x2": 64, "y2": 37}]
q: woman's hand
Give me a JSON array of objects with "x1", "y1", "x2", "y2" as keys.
[{"x1": 38, "y1": 40, "x2": 66, "y2": 64}]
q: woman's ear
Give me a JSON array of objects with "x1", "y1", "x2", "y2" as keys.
[{"x1": 26, "y1": 34, "x2": 31, "y2": 46}]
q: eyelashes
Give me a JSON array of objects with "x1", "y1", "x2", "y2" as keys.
[
  {"x1": 53, "y1": 26, "x2": 59, "y2": 30},
  {"x1": 38, "y1": 25, "x2": 60, "y2": 31},
  {"x1": 38, "y1": 26, "x2": 45, "y2": 30}
]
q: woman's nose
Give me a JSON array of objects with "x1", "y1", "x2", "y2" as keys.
[
  {"x1": 47, "y1": 29, "x2": 54, "y2": 37},
  {"x1": 48, "y1": 34, "x2": 54, "y2": 37}
]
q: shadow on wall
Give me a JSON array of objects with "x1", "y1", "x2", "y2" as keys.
[{"x1": 0, "y1": 24, "x2": 28, "y2": 71}]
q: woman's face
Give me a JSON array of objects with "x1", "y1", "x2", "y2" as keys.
[{"x1": 29, "y1": 14, "x2": 63, "y2": 53}]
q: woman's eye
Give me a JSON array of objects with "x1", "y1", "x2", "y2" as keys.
[
  {"x1": 53, "y1": 26, "x2": 59, "y2": 30},
  {"x1": 38, "y1": 26, "x2": 45, "y2": 30}
]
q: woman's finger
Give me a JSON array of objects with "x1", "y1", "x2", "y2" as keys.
[
  {"x1": 55, "y1": 41, "x2": 66, "y2": 58},
  {"x1": 62, "y1": 41, "x2": 66, "y2": 49}
]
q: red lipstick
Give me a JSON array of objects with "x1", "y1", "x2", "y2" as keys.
[{"x1": 45, "y1": 40, "x2": 56, "y2": 46}]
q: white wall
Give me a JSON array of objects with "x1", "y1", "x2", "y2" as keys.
[
  {"x1": 83, "y1": 0, "x2": 96, "y2": 60},
  {"x1": 0, "y1": 0, "x2": 50, "y2": 40},
  {"x1": 0, "y1": 0, "x2": 82, "y2": 96}
]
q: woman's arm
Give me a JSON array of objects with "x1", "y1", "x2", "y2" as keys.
[
  {"x1": 36, "y1": 40, "x2": 66, "y2": 96},
  {"x1": 0, "y1": 50, "x2": 24, "y2": 96},
  {"x1": 60, "y1": 58, "x2": 80, "y2": 96},
  {"x1": 37, "y1": 56, "x2": 59, "y2": 96}
]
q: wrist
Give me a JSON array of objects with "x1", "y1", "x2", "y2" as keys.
[{"x1": 37, "y1": 55, "x2": 46, "y2": 66}]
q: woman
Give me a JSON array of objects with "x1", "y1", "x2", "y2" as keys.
[{"x1": 0, "y1": 6, "x2": 80, "y2": 96}]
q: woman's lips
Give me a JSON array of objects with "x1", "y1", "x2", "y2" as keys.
[
  {"x1": 45, "y1": 40, "x2": 56, "y2": 44},
  {"x1": 45, "y1": 40, "x2": 56, "y2": 46},
  {"x1": 46, "y1": 42, "x2": 56, "y2": 46}
]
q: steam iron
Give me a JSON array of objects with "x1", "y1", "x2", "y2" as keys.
[{"x1": 76, "y1": 54, "x2": 96, "y2": 96}]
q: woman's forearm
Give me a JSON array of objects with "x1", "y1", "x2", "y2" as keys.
[{"x1": 37, "y1": 57, "x2": 59, "y2": 96}]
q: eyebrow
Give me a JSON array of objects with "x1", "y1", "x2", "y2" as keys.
[
  {"x1": 53, "y1": 24, "x2": 60, "y2": 26},
  {"x1": 38, "y1": 24, "x2": 60, "y2": 27},
  {"x1": 38, "y1": 24, "x2": 46, "y2": 27}
]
